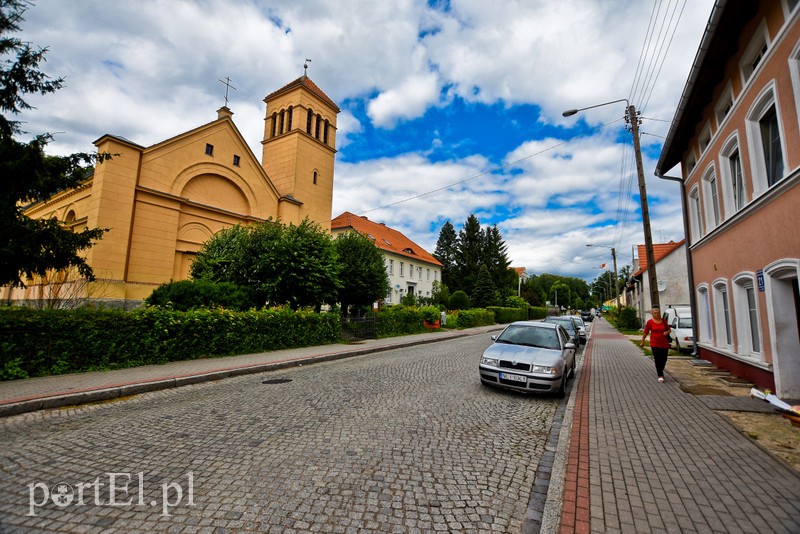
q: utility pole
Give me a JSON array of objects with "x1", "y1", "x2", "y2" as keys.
[
  {"x1": 611, "y1": 247, "x2": 621, "y2": 311},
  {"x1": 628, "y1": 104, "x2": 660, "y2": 310}
]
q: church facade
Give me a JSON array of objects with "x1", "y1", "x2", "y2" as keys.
[{"x1": 4, "y1": 75, "x2": 339, "y2": 308}]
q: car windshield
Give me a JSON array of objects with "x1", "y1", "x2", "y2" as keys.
[
  {"x1": 546, "y1": 318, "x2": 575, "y2": 334},
  {"x1": 496, "y1": 325, "x2": 561, "y2": 350}
]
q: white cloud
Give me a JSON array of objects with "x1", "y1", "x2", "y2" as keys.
[{"x1": 13, "y1": 0, "x2": 712, "y2": 282}]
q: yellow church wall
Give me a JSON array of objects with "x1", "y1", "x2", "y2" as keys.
[
  {"x1": 83, "y1": 137, "x2": 142, "y2": 281},
  {"x1": 294, "y1": 135, "x2": 335, "y2": 226},
  {"x1": 8, "y1": 77, "x2": 339, "y2": 308}
]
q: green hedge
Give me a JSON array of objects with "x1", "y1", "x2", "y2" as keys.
[
  {"x1": 0, "y1": 307, "x2": 340, "y2": 380},
  {"x1": 529, "y1": 306, "x2": 548, "y2": 320},
  {"x1": 486, "y1": 306, "x2": 527, "y2": 324},
  {"x1": 453, "y1": 308, "x2": 496, "y2": 328},
  {"x1": 375, "y1": 305, "x2": 427, "y2": 338}
]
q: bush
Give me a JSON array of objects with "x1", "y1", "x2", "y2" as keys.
[
  {"x1": 449, "y1": 290, "x2": 471, "y2": 310},
  {"x1": 486, "y1": 306, "x2": 527, "y2": 324},
  {"x1": 615, "y1": 307, "x2": 640, "y2": 330},
  {"x1": 529, "y1": 306, "x2": 548, "y2": 320},
  {"x1": 375, "y1": 305, "x2": 426, "y2": 337},
  {"x1": 420, "y1": 305, "x2": 441, "y2": 323},
  {"x1": 145, "y1": 279, "x2": 258, "y2": 311},
  {"x1": 453, "y1": 308, "x2": 496, "y2": 328},
  {"x1": 0, "y1": 306, "x2": 340, "y2": 380}
]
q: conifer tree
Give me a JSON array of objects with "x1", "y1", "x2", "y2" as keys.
[{"x1": 0, "y1": 0, "x2": 107, "y2": 287}]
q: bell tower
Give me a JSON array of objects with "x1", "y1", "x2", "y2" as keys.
[{"x1": 261, "y1": 73, "x2": 339, "y2": 228}]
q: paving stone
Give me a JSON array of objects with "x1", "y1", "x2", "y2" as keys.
[{"x1": 0, "y1": 335, "x2": 551, "y2": 532}]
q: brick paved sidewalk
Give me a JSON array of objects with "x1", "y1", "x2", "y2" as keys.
[{"x1": 561, "y1": 318, "x2": 800, "y2": 533}]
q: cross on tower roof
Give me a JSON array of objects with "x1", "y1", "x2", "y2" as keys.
[{"x1": 218, "y1": 76, "x2": 237, "y2": 106}]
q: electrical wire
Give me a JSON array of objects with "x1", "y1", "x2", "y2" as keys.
[
  {"x1": 359, "y1": 117, "x2": 625, "y2": 216},
  {"x1": 641, "y1": 0, "x2": 687, "y2": 112}
]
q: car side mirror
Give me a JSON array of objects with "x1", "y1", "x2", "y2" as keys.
[
  {"x1": 491, "y1": 335, "x2": 498, "y2": 341},
  {"x1": 565, "y1": 342, "x2": 576, "y2": 350}
]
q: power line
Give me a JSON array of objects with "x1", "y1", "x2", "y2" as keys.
[
  {"x1": 641, "y1": 0, "x2": 687, "y2": 112},
  {"x1": 359, "y1": 118, "x2": 625, "y2": 216}
]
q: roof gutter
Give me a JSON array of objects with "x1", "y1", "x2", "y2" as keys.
[
  {"x1": 657, "y1": 171, "x2": 699, "y2": 358},
  {"x1": 656, "y1": 0, "x2": 727, "y2": 175}
]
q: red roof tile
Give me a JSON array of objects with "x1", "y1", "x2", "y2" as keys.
[
  {"x1": 632, "y1": 240, "x2": 686, "y2": 277},
  {"x1": 331, "y1": 212, "x2": 442, "y2": 267},
  {"x1": 264, "y1": 75, "x2": 340, "y2": 112}
]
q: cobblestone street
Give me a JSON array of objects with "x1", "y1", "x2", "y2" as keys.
[{"x1": 0, "y1": 334, "x2": 560, "y2": 533}]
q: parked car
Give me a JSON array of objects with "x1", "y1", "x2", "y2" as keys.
[
  {"x1": 543, "y1": 316, "x2": 582, "y2": 346},
  {"x1": 662, "y1": 305, "x2": 694, "y2": 353},
  {"x1": 479, "y1": 321, "x2": 577, "y2": 398},
  {"x1": 571, "y1": 315, "x2": 588, "y2": 344},
  {"x1": 581, "y1": 310, "x2": 594, "y2": 322}
]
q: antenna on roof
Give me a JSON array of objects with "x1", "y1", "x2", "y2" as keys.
[
  {"x1": 218, "y1": 76, "x2": 237, "y2": 106},
  {"x1": 303, "y1": 58, "x2": 311, "y2": 76}
]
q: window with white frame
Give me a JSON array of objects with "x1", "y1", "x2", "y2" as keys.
[
  {"x1": 418, "y1": 266, "x2": 422, "y2": 280},
  {"x1": 697, "y1": 285, "x2": 712, "y2": 344},
  {"x1": 701, "y1": 166, "x2": 721, "y2": 231},
  {"x1": 400, "y1": 262, "x2": 404, "y2": 277},
  {"x1": 688, "y1": 186, "x2": 703, "y2": 242},
  {"x1": 783, "y1": 0, "x2": 799, "y2": 18},
  {"x1": 715, "y1": 82, "x2": 734, "y2": 127},
  {"x1": 409, "y1": 263, "x2": 413, "y2": 279},
  {"x1": 698, "y1": 122, "x2": 712, "y2": 154},
  {"x1": 388, "y1": 259, "x2": 394, "y2": 275},
  {"x1": 739, "y1": 21, "x2": 769, "y2": 85},
  {"x1": 719, "y1": 133, "x2": 746, "y2": 217},
  {"x1": 685, "y1": 151, "x2": 697, "y2": 176},
  {"x1": 746, "y1": 84, "x2": 786, "y2": 192},
  {"x1": 713, "y1": 280, "x2": 733, "y2": 349},
  {"x1": 427, "y1": 268, "x2": 430, "y2": 281},
  {"x1": 733, "y1": 274, "x2": 762, "y2": 357},
  {"x1": 790, "y1": 41, "x2": 800, "y2": 135}
]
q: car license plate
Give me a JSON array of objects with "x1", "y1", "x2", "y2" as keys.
[{"x1": 500, "y1": 373, "x2": 526, "y2": 383}]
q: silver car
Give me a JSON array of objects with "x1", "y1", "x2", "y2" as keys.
[
  {"x1": 543, "y1": 316, "x2": 582, "y2": 346},
  {"x1": 479, "y1": 321, "x2": 577, "y2": 398}
]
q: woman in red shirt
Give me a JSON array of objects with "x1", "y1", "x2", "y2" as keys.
[{"x1": 641, "y1": 307, "x2": 672, "y2": 383}]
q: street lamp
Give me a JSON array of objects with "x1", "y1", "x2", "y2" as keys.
[
  {"x1": 564, "y1": 99, "x2": 660, "y2": 309},
  {"x1": 587, "y1": 244, "x2": 620, "y2": 311}
]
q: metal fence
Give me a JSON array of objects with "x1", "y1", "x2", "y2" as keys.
[{"x1": 340, "y1": 313, "x2": 376, "y2": 342}]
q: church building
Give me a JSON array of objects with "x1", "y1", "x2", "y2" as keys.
[{"x1": 5, "y1": 74, "x2": 339, "y2": 308}]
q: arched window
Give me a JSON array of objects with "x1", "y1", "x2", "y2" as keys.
[
  {"x1": 315, "y1": 114, "x2": 322, "y2": 139},
  {"x1": 271, "y1": 113, "x2": 277, "y2": 138},
  {"x1": 323, "y1": 119, "x2": 329, "y2": 144},
  {"x1": 64, "y1": 210, "x2": 76, "y2": 223},
  {"x1": 313, "y1": 171, "x2": 318, "y2": 185},
  {"x1": 306, "y1": 108, "x2": 313, "y2": 134},
  {"x1": 287, "y1": 106, "x2": 293, "y2": 131},
  {"x1": 279, "y1": 110, "x2": 285, "y2": 134}
]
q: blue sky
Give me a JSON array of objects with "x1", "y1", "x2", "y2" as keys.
[{"x1": 17, "y1": 0, "x2": 716, "y2": 282}]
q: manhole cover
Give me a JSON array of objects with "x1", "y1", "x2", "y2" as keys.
[{"x1": 262, "y1": 378, "x2": 293, "y2": 385}]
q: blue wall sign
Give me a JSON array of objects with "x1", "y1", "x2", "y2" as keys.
[{"x1": 757, "y1": 269, "x2": 765, "y2": 292}]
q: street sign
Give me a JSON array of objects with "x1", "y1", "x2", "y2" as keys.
[{"x1": 757, "y1": 269, "x2": 765, "y2": 292}]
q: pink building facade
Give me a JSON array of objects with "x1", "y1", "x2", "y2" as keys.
[{"x1": 657, "y1": 0, "x2": 800, "y2": 398}]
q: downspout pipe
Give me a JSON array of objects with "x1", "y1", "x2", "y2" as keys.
[{"x1": 657, "y1": 172, "x2": 699, "y2": 358}]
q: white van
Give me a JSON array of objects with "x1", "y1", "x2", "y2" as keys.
[{"x1": 662, "y1": 305, "x2": 693, "y2": 353}]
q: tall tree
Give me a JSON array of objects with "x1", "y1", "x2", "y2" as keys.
[
  {"x1": 482, "y1": 224, "x2": 515, "y2": 291},
  {"x1": 334, "y1": 231, "x2": 390, "y2": 317},
  {"x1": 191, "y1": 218, "x2": 340, "y2": 310},
  {"x1": 454, "y1": 214, "x2": 483, "y2": 294},
  {"x1": 471, "y1": 264, "x2": 497, "y2": 308},
  {"x1": 433, "y1": 220, "x2": 458, "y2": 289},
  {"x1": 1, "y1": 0, "x2": 107, "y2": 287}
]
